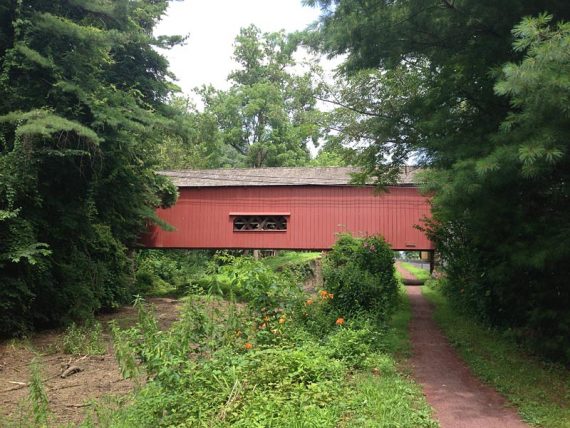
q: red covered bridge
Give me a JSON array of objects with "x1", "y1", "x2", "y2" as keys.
[{"x1": 141, "y1": 167, "x2": 433, "y2": 251}]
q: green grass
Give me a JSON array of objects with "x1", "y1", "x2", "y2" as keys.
[
  {"x1": 343, "y1": 361, "x2": 438, "y2": 428},
  {"x1": 400, "y1": 262, "x2": 430, "y2": 281},
  {"x1": 340, "y1": 285, "x2": 438, "y2": 427},
  {"x1": 382, "y1": 284, "x2": 414, "y2": 357},
  {"x1": 423, "y1": 285, "x2": 570, "y2": 428},
  {"x1": 262, "y1": 251, "x2": 321, "y2": 270},
  {"x1": 70, "y1": 252, "x2": 438, "y2": 427}
]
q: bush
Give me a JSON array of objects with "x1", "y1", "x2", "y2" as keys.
[
  {"x1": 134, "y1": 250, "x2": 211, "y2": 295},
  {"x1": 322, "y1": 234, "x2": 398, "y2": 322},
  {"x1": 212, "y1": 254, "x2": 303, "y2": 314}
]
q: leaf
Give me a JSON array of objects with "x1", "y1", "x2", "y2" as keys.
[{"x1": 8, "y1": 243, "x2": 52, "y2": 265}]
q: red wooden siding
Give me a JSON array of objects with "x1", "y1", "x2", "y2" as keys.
[{"x1": 141, "y1": 185, "x2": 433, "y2": 250}]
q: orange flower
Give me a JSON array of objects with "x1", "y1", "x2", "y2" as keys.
[
  {"x1": 278, "y1": 317, "x2": 286, "y2": 324},
  {"x1": 305, "y1": 298, "x2": 314, "y2": 305},
  {"x1": 335, "y1": 317, "x2": 345, "y2": 326},
  {"x1": 328, "y1": 293, "x2": 334, "y2": 299},
  {"x1": 319, "y1": 290, "x2": 329, "y2": 298},
  {"x1": 244, "y1": 342, "x2": 253, "y2": 350}
]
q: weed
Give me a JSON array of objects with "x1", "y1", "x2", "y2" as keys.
[
  {"x1": 28, "y1": 358, "x2": 51, "y2": 427},
  {"x1": 61, "y1": 321, "x2": 105, "y2": 356},
  {"x1": 84, "y1": 242, "x2": 438, "y2": 427}
]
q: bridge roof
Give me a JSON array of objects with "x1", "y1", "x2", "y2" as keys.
[{"x1": 160, "y1": 167, "x2": 420, "y2": 188}]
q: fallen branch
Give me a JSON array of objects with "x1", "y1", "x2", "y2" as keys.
[
  {"x1": 61, "y1": 366, "x2": 83, "y2": 379},
  {"x1": 65, "y1": 403, "x2": 91, "y2": 408},
  {"x1": 1, "y1": 382, "x2": 28, "y2": 393},
  {"x1": 48, "y1": 382, "x2": 81, "y2": 392}
]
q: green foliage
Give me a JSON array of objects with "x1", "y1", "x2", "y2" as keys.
[
  {"x1": 191, "y1": 25, "x2": 325, "y2": 168},
  {"x1": 307, "y1": 0, "x2": 570, "y2": 361},
  {"x1": 0, "y1": 0, "x2": 181, "y2": 336},
  {"x1": 28, "y1": 359, "x2": 51, "y2": 427},
  {"x1": 325, "y1": 323, "x2": 378, "y2": 369},
  {"x1": 424, "y1": 284, "x2": 570, "y2": 428},
  {"x1": 61, "y1": 321, "x2": 105, "y2": 356},
  {"x1": 90, "y1": 258, "x2": 436, "y2": 427},
  {"x1": 134, "y1": 250, "x2": 211, "y2": 296},
  {"x1": 323, "y1": 234, "x2": 399, "y2": 320},
  {"x1": 213, "y1": 254, "x2": 303, "y2": 313}
]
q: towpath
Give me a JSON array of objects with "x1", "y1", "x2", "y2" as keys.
[{"x1": 396, "y1": 262, "x2": 528, "y2": 428}]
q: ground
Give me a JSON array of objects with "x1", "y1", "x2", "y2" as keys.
[
  {"x1": 397, "y1": 261, "x2": 528, "y2": 428},
  {"x1": 0, "y1": 298, "x2": 181, "y2": 426},
  {"x1": 0, "y1": 263, "x2": 547, "y2": 427}
]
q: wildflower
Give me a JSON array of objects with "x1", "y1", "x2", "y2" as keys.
[
  {"x1": 244, "y1": 342, "x2": 253, "y2": 350},
  {"x1": 327, "y1": 293, "x2": 334, "y2": 299},
  {"x1": 279, "y1": 317, "x2": 286, "y2": 324},
  {"x1": 271, "y1": 329, "x2": 279, "y2": 335},
  {"x1": 259, "y1": 323, "x2": 267, "y2": 329},
  {"x1": 305, "y1": 298, "x2": 314, "y2": 305},
  {"x1": 319, "y1": 290, "x2": 332, "y2": 300},
  {"x1": 335, "y1": 317, "x2": 345, "y2": 326}
]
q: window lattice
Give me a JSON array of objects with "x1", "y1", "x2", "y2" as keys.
[{"x1": 233, "y1": 215, "x2": 287, "y2": 231}]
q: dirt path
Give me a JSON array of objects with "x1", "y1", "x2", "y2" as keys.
[
  {"x1": 397, "y1": 263, "x2": 528, "y2": 428},
  {"x1": 0, "y1": 297, "x2": 181, "y2": 426}
]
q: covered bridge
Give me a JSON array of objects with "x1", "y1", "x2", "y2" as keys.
[{"x1": 141, "y1": 167, "x2": 433, "y2": 251}]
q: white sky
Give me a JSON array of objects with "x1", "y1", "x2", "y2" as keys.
[{"x1": 155, "y1": 0, "x2": 325, "y2": 99}]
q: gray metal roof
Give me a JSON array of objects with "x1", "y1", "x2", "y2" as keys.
[{"x1": 160, "y1": 166, "x2": 420, "y2": 187}]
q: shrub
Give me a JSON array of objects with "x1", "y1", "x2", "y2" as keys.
[
  {"x1": 322, "y1": 234, "x2": 398, "y2": 321},
  {"x1": 213, "y1": 254, "x2": 302, "y2": 314},
  {"x1": 134, "y1": 250, "x2": 211, "y2": 295}
]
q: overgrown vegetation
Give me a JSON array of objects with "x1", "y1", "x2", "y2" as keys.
[
  {"x1": 135, "y1": 250, "x2": 212, "y2": 296},
  {"x1": 60, "y1": 322, "x2": 106, "y2": 356},
  {"x1": 323, "y1": 235, "x2": 399, "y2": 322},
  {"x1": 0, "y1": 1, "x2": 180, "y2": 336},
  {"x1": 306, "y1": 1, "x2": 570, "y2": 361},
  {"x1": 423, "y1": 282, "x2": 570, "y2": 428},
  {"x1": 77, "y1": 239, "x2": 436, "y2": 427}
]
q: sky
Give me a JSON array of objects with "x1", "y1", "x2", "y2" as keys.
[{"x1": 155, "y1": 0, "x2": 325, "y2": 100}]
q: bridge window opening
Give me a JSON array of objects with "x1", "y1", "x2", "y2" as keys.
[{"x1": 233, "y1": 215, "x2": 288, "y2": 232}]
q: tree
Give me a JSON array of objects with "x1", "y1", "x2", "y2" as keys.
[
  {"x1": 307, "y1": 0, "x2": 570, "y2": 171},
  {"x1": 306, "y1": 1, "x2": 570, "y2": 358},
  {"x1": 199, "y1": 25, "x2": 324, "y2": 167},
  {"x1": 0, "y1": 0, "x2": 179, "y2": 335}
]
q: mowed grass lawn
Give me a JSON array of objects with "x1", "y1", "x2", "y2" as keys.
[
  {"x1": 400, "y1": 261, "x2": 431, "y2": 281},
  {"x1": 423, "y1": 285, "x2": 570, "y2": 428},
  {"x1": 262, "y1": 251, "x2": 322, "y2": 270}
]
